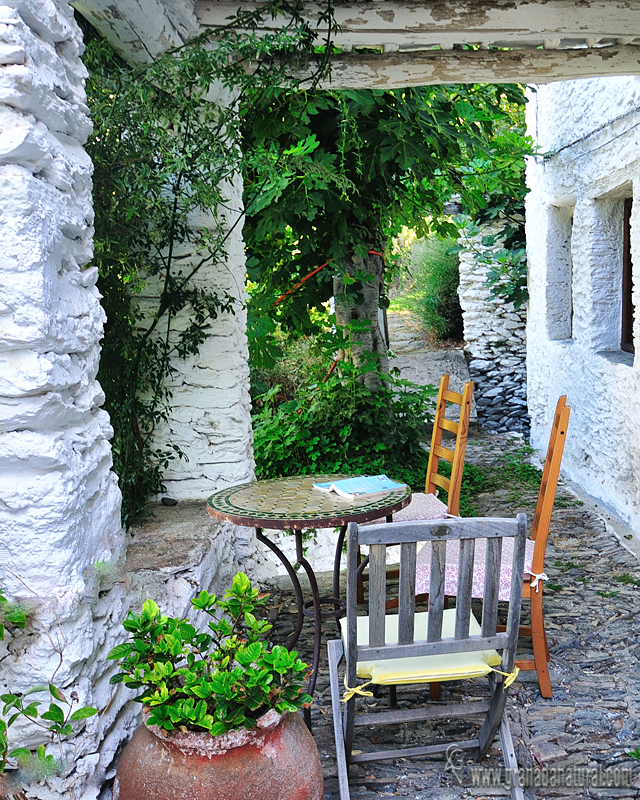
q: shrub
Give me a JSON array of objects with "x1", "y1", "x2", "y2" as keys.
[
  {"x1": 394, "y1": 235, "x2": 463, "y2": 340},
  {"x1": 252, "y1": 365, "x2": 437, "y2": 491},
  {"x1": 108, "y1": 573, "x2": 311, "y2": 735}
]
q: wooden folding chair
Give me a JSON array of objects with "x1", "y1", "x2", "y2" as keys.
[
  {"x1": 414, "y1": 396, "x2": 571, "y2": 698},
  {"x1": 329, "y1": 515, "x2": 527, "y2": 800},
  {"x1": 356, "y1": 375, "x2": 474, "y2": 601}
]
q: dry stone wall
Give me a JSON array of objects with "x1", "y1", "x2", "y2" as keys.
[{"x1": 457, "y1": 222, "x2": 529, "y2": 433}]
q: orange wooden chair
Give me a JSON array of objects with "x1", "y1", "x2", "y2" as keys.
[
  {"x1": 357, "y1": 375, "x2": 474, "y2": 601},
  {"x1": 414, "y1": 396, "x2": 571, "y2": 698},
  {"x1": 514, "y1": 396, "x2": 570, "y2": 697}
]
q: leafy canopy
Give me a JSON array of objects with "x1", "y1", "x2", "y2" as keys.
[{"x1": 243, "y1": 84, "x2": 532, "y2": 351}]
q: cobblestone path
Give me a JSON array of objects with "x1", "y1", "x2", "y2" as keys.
[{"x1": 264, "y1": 433, "x2": 640, "y2": 800}]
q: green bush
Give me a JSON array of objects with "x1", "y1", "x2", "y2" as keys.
[
  {"x1": 252, "y1": 366, "x2": 437, "y2": 491},
  {"x1": 393, "y1": 235, "x2": 463, "y2": 340},
  {"x1": 250, "y1": 334, "x2": 329, "y2": 407}
]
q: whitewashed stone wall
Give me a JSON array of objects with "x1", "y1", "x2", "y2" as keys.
[
  {"x1": 458, "y1": 223, "x2": 529, "y2": 433},
  {"x1": 0, "y1": 0, "x2": 136, "y2": 797},
  {"x1": 154, "y1": 177, "x2": 255, "y2": 501},
  {"x1": 0, "y1": 4, "x2": 259, "y2": 794},
  {"x1": 526, "y1": 77, "x2": 640, "y2": 530}
]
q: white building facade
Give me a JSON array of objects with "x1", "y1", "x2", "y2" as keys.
[{"x1": 526, "y1": 77, "x2": 640, "y2": 529}]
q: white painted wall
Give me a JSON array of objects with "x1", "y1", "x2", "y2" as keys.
[
  {"x1": 0, "y1": 0, "x2": 135, "y2": 795},
  {"x1": 155, "y1": 175, "x2": 255, "y2": 500},
  {"x1": 526, "y1": 77, "x2": 640, "y2": 529}
]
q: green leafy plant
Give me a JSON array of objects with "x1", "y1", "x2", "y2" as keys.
[
  {"x1": 0, "y1": 589, "x2": 27, "y2": 642},
  {"x1": 252, "y1": 360, "x2": 437, "y2": 491},
  {"x1": 0, "y1": 684, "x2": 98, "y2": 774},
  {"x1": 108, "y1": 573, "x2": 312, "y2": 736}
]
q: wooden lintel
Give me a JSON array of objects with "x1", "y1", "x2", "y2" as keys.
[
  {"x1": 197, "y1": 0, "x2": 640, "y2": 50},
  {"x1": 314, "y1": 46, "x2": 640, "y2": 89},
  {"x1": 73, "y1": 0, "x2": 198, "y2": 62}
]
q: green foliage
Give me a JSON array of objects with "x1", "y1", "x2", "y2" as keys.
[
  {"x1": 252, "y1": 361, "x2": 437, "y2": 490},
  {"x1": 553, "y1": 560, "x2": 585, "y2": 573},
  {"x1": 80, "y1": 5, "x2": 336, "y2": 525},
  {"x1": 391, "y1": 235, "x2": 462, "y2": 340},
  {"x1": 243, "y1": 84, "x2": 532, "y2": 341},
  {"x1": 615, "y1": 573, "x2": 640, "y2": 587},
  {"x1": 0, "y1": 589, "x2": 27, "y2": 642},
  {"x1": 250, "y1": 332, "x2": 329, "y2": 402},
  {"x1": 0, "y1": 685, "x2": 98, "y2": 773},
  {"x1": 108, "y1": 573, "x2": 311, "y2": 736}
]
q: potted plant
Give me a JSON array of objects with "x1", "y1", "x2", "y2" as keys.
[{"x1": 109, "y1": 573, "x2": 323, "y2": 800}]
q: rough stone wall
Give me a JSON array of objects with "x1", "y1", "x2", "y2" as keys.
[
  {"x1": 0, "y1": 5, "x2": 259, "y2": 796},
  {"x1": 457, "y1": 223, "x2": 529, "y2": 433},
  {"x1": 526, "y1": 77, "x2": 640, "y2": 530},
  {"x1": 0, "y1": 0, "x2": 137, "y2": 797}
]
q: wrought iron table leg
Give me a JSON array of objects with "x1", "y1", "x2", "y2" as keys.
[
  {"x1": 295, "y1": 528, "x2": 323, "y2": 730},
  {"x1": 333, "y1": 523, "x2": 348, "y2": 610},
  {"x1": 255, "y1": 528, "x2": 305, "y2": 649}
]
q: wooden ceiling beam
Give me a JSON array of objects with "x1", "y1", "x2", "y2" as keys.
[
  {"x1": 315, "y1": 45, "x2": 640, "y2": 88},
  {"x1": 197, "y1": 0, "x2": 640, "y2": 51}
]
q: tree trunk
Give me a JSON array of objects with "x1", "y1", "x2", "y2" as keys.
[{"x1": 333, "y1": 249, "x2": 389, "y2": 389}]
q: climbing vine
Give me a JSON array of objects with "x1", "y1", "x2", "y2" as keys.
[{"x1": 80, "y1": 6, "x2": 337, "y2": 525}]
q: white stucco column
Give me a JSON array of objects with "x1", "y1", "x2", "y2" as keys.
[{"x1": 157, "y1": 172, "x2": 255, "y2": 500}]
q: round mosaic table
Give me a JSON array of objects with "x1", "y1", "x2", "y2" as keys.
[{"x1": 206, "y1": 474, "x2": 411, "y2": 723}]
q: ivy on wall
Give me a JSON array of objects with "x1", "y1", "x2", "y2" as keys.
[{"x1": 80, "y1": 8, "x2": 336, "y2": 525}]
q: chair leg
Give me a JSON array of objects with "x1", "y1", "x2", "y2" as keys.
[
  {"x1": 530, "y1": 589, "x2": 552, "y2": 699},
  {"x1": 477, "y1": 676, "x2": 508, "y2": 759},
  {"x1": 499, "y1": 715, "x2": 525, "y2": 800},
  {"x1": 328, "y1": 639, "x2": 352, "y2": 800}
]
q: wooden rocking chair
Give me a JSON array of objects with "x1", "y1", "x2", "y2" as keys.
[{"x1": 329, "y1": 515, "x2": 527, "y2": 800}]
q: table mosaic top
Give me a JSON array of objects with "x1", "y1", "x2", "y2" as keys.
[{"x1": 206, "y1": 474, "x2": 412, "y2": 529}]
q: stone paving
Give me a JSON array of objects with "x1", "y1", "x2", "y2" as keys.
[
  {"x1": 386, "y1": 309, "x2": 478, "y2": 423},
  {"x1": 263, "y1": 431, "x2": 640, "y2": 800}
]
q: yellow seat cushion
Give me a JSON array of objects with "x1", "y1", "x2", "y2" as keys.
[{"x1": 339, "y1": 609, "x2": 502, "y2": 686}]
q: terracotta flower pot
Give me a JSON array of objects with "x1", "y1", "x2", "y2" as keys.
[{"x1": 113, "y1": 709, "x2": 324, "y2": 800}]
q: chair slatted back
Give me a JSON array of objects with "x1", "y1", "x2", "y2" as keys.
[
  {"x1": 425, "y1": 376, "x2": 474, "y2": 515},
  {"x1": 530, "y1": 397, "x2": 571, "y2": 575},
  {"x1": 346, "y1": 516, "x2": 527, "y2": 678}
]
